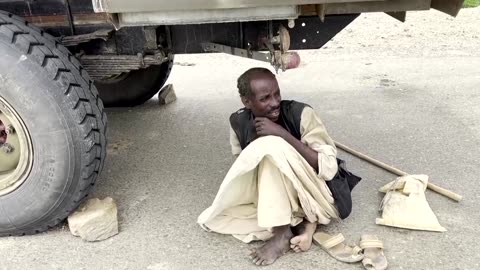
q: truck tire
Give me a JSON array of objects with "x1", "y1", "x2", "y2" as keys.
[
  {"x1": 0, "y1": 11, "x2": 107, "y2": 236},
  {"x1": 95, "y1": 55, "x2": 174, "y2": 107}
]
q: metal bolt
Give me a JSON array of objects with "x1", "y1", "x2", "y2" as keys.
[
  {"x1": 288, "y1": 19, "x2": 295, "y2": 29},
  {"x1": 1, "y1": 143, "x2": 14, "y2": 154},
  {"x1": 5, "y1": 125, "x2": 15, "y2": 134}
]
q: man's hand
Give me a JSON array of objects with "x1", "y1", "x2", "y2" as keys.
[
  {"x1": 255, "y1": 117, "x2": 286, "y2": 138},
  {"x1": 255, "y1": 116, "x2": 319, "y2": 172}
]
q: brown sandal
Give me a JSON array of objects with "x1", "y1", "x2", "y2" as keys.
[{"x1": 360, "y1": 234, "x2": 388, "y2": 270}]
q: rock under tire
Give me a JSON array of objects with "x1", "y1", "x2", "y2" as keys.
[{"x1": 0, "y1": 11, "x2": 107, "y2": 236}]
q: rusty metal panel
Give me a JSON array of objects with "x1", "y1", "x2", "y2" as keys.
[
  {"x1": 0, "y1": 0, "x2": 110, "y2": 36},
  {"x1": 0, "y1": 0, "x2": 67, "y2": 17},
  {"x1": 92, "y1": 0, "x2": 382, "y2": 13},
  {"x1": 23, "y1": 13, "x2": 110, "y2": 27}
]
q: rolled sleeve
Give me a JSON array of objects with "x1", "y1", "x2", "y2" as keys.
[
  {"x1": 230, "y1": 126, "x2": 242, "y2": 156},
  {"x1": 300, "y1": 107, "x2": 338, "y2": 180},
  {"x1": 312, "y1": 145, "x2": 338, "y2": 181}
]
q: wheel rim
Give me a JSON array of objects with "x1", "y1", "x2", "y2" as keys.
[{"x1": 0, "y1": 96, "x2": 33, "y2": 196}]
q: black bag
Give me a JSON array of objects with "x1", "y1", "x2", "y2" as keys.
[{"x1": 325, "y1": 158, "x2": 362, "y2": 219}]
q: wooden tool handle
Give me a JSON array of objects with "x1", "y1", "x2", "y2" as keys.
[
  {"x1": 426, "y1": 182, "x2": 463, "y2": 202},
  {"x1": 334, "y1": 141, "x2": 463, "y2": 202}
]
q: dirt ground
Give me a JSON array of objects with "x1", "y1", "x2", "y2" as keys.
[{"x1": 1, "y1": 7, "x2": 479, "y2": 270}]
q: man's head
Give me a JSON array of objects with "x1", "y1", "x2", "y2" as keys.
[{"x1": 237, "y1": 68, "x2": 282, "y2": 122}]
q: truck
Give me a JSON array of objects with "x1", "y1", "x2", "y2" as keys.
[{"x1": 0, "y1": 0, "x2": 464, "y2": 236}]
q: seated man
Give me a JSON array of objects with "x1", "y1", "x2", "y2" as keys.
[{"x1": 198, "y1": 67, "x2": 357, "y2": 266}]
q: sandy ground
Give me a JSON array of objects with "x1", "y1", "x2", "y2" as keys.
[{"x1": 1, "y1": 7, "x2": 480, "y2": 270}]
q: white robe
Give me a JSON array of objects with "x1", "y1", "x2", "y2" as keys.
[{"x1": 197, "y1": 107, "x2": 340, "y2": 242}]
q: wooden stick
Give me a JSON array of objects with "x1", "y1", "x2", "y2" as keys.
[{"x1": 334, "y1": 141, "x2": 463, "y2": 202}]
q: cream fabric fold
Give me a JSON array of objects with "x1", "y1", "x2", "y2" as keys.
[{"x1": 198, "y1": 136, "x2": 339, "y2": 243}]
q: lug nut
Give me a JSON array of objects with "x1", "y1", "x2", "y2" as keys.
[
  {"x1": 1, "y1": 143, "x2": 14, "y2": 153},
  {"x1": 288, "y1": 19, "x2": 295, "y2": 29},
  {"x1": 5, "y1": 125, "x2": 15, "y2": 134}
]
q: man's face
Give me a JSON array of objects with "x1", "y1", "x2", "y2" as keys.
[{"x1": 242, "y1": 73, "x2": 282, "y2": 122}]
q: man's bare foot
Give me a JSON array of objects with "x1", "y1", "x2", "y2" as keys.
[
  {"x1": 249, "y1": 225, "x2": 293, "y2": 266},
  {"x1": 290, "y1": 220, "x2": 317, "y2": 253}
]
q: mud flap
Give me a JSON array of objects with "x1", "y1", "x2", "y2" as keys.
[{"x1": 431, "y1": 0, "x2": 465, "y2": 17}]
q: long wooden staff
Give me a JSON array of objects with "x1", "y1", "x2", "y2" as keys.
[{"x1": 334, "y1": 141, "x2": 463, "y2": 202}]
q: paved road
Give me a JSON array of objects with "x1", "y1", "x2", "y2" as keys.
[{"x1": 1, "y1": 8, "x2": 479, "y2": 270}]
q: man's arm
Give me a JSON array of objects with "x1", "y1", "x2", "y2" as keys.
[
  {"x1": 255, "y1": 118, "x2": 319, "y2": 170},
  {"x1": 281, "y1": 131, "x2": 319, "y2": 171},
  {"x1": 255, "y1": 117, "x2": 318, "y2": 172},
  {"x1": 298, "y1": 107, "x2": 338, "y2": 180},
  {"x1": 255, "y1": 107, "x2": 337, "y2": 179},
  {"x1": 229, "y1": 126, "x2": 242, "y2": 157}
]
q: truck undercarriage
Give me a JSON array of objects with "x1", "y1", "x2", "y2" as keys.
[
  {"x1": 0, "y1": 1, "x2": 465, "y2": 93},
  {"x1": 0, "y1": 0, "x2": 464, "y2": 236}
]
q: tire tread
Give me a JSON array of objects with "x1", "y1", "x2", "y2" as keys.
[{"x1": 0, "y1": 11, "x2": 107, "y2": 236}]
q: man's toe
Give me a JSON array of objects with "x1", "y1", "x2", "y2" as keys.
[
  {"x1": 262, "y1": 259, "x2": 272, "y2": 266},
  {"x1": 255, "y1": 259, "x2": 264, "y2": 266},
  {"x1": 264, "y1": 258, "x2": 276, "y2": 266},
  {"x1": 290, "y1": 236, "x2": 301, "y2": 245}
]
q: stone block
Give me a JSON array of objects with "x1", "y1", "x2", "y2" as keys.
[
  {"x1": 68, "y1": 197, "x2": 119, "y2": 241},
  {"x1": 158, "y1": 84, "x2": 177, "y2": 105}
]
